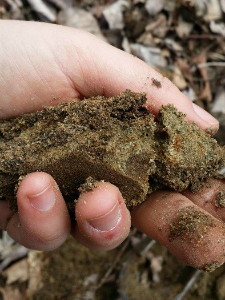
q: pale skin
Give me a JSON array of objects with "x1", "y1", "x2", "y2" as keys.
[{"x1": 0, "y1": 20, "x2": 225, "y2": 270}]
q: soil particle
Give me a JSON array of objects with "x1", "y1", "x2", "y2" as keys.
[
  {"x1": 78, "y1": 176, "x2": 98, "y2": 194},
  {"x1": 0, "y1": 90, "x2": 224, "y2": 213},
  {"x1": 151, "y1": 77, "x2": 162, "y2": 88},
  {"x1": 204, "y1": 261, "x2": 220, "y2": 273},
  {"x1": 169, "y1": 207, "x2": 217, "y2": 245},
  {"x1": 215, "y1": 191, "x2": 225, "y2": 208}
]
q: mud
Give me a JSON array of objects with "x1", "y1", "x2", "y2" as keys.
[{"x1": 0, "y1": 90, "x2": 224, "y2": 213}]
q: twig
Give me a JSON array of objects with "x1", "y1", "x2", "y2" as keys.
[
  {"x1": 173, "y1": 270, "x2": 202, "y2": 300},
  {"x1": 197, "y1": 62, "x2": 225, "y2": 68},
  {"x1": 140, "y1": 240, "x2": 156, "y2": 257},
  {"x1": 184, "y1": 34, "x2": 222, "y2": 39},
  {"x1": 96, "y1": 228, "x2": 137, "y2": 290}
]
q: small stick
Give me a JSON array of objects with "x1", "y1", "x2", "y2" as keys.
[{"x1": 173, "y1": 270, "x2": 202, "y2": 300}]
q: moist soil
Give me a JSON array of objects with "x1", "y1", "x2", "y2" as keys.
[{"x1": 0, "y1": 90, "x2": 224, "y2": 214}]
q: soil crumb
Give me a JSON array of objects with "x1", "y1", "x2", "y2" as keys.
[
  {"x1": 0, "y1": 90, "x2": 224, "y2": 212},
  {"x1": 169, "y1": 207, "x2": 217, "y2": 245},
  {"x1": 78, "y1": 176, "x2": 98, "y2": 194},
  {"x1": 215, "y1": 191, "x2": 225, "y2": 208},
  {"x1": 204, "y1": 261, "x2": 220, "y2": 273},
  {"x1": 151, "y1": 77, "x2": 162, "y2": 88}
]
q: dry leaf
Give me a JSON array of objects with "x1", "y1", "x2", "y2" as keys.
[
  {"x1": 27, "y1": 0, "x2": 57, "y2": 22},
  {"x1": 210, "y1": 21, "x2": 225, "y2": 37},
  {"x1": 103, "y1": 0, "x2": 130, "y2": 30},
  {"x1": 194, "y1": 54, "x2": 212, "y2": 102},
  {"x1": 2, "y1": 259, "x2": 28, "y2": 285},
  {"x1": 145, "y1": 13, "x2": 168, "y2": 38},
  {"x1": 26, "y1": 250, "x2": 44, "y2": 298},
  {"x1": 57, "y1": 7, "x2": 106, "y2": 40},
  {"x1": 183, "y1": 87, "x2": 196, "y2": 102},
  {"x1": 176, "y1": 57, "x2": 194, "y2": 87},
  {"x1": 145, "y1": 0, "x2": 164, "y2": 16},
  {"x1": 146, "y1": 252, "x2": 163, "y2": 283},
  {"x1": 211, "y1": 87, "x2": 225, "y2": 114},
  {"x1": 172, "y1": 64, "x2": 187, "y2": 90},
  {"x1": 165, "y1": 38, "x2": 183, "y2": 52},
  {"x1": 130, "y1": 44, "x2": 167, "y2": 68},
  {"x1": 221, "y1": 0, "x2": 225, "y2": 13},
  {"x1": 0, "y1": 287, "x2": 23, "y2": 300},
  {"x1": 175, "y1": 16, "x2": 194, "y2": 38}
]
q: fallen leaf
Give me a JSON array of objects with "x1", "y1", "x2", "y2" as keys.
[
  {"x1": 26, "y1": 250, "x2": 44, "y2": 298},
  {"x1": 210, "y1": 21, "x2": 225, "y2": 37},
  {"x1": 193, "y1": 54, "x2": 212, "y2": 102},
  {"x1": 103, "y1": 0, "x2": 130, "y2": 30},
  {"x1": 172, "y1": 64, "x2": 187, "y2": 90},
  {"x1": 211, "y1": 87, "x2": 225, "y2": 113},
  {"x1": 183, "y1": 87, "x2": 196, "y2": 102},
  {"x1": 57, "y1": 7, "x2": 106, "y2": 40},
  {"x1": 145, "y1": 0, "x2": 164, "y2": 16},
  {"x1": 0, "y1": 287, "x2": 23, "y2": 300},
  {"x1": 176, "y1": 57, "x2": 194, "y2": 87},
  {"x1": 2, "y1": 259, "x2": 28, "y2": 285},
  {"x1": 175, "y1": 16, "x2": 194, "y2": 38},
  {"x1": 164, "y1": 38, "x2": 183, "y2": 52},
  {"x1": 130, "y1": 44, "x2": 167, "y2": 68},
  {"x1": 27, "y1": 0, "x2": 57, "y2": 22},
  {"x1": 145, "y1": 13, "x2": 168, "y2": 38}
]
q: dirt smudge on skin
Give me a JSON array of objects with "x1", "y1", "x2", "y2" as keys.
[{"x1": 169, "y1": 206, "x2": 217, "y2": 245}]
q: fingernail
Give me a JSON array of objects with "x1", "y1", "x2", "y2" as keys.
[
  {"x1": 193, "y1": 103, "x2": 218, "y2": 126},
  {"x1": 87, "y1": 202, "x2": 121, "y2": 231},
  {"x1": 28, "y1": 183, "x2": 56, "y2": 211}
]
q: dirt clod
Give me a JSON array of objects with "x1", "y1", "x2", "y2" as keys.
[
  {"x1": 151, "y1": 77, "x2": 162, "y2": 88},
  {"x1": 204, "y1": 261, "x2": 220, "y2": 273},
  {"x1": 0, "y1": 90, "x2": 224, "y2": 213},
  {"x1": 215, "y1": 191, "x2": 225, "y2": 208},
  {"x1": 78, "y1": 176, "x2": 98, "y2": 194}
]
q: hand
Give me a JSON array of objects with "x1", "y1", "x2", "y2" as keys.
[{"x1": 0, "y1": 20, "x2": 224, "y2": 270}]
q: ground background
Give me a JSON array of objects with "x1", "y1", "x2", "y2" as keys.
[{"x1": 0, "y1": 0, "x2": 225, "y2": 299}]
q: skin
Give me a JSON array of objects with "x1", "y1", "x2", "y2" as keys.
[{"x1": 0, "y1": 20, "x2": 224, "y2": 269}]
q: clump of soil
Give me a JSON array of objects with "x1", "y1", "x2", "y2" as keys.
[
  {"x1": 215, "y1": 191, "x2": 225, "y2": 208},
  {"x1": 0, "y1": 90, "x2": 224, "y2": 213}
]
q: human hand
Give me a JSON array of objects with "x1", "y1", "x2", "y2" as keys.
[{"x1": 0, "y1": 20, "x2": 224, "y2": 270}]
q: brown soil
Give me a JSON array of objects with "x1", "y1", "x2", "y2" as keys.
[
  {"x1": 215, "y1": 191, "x2": 225, "y2": 208},
  {"x1": 0, "y1": 90, "x2": 224, "y2": 214}
]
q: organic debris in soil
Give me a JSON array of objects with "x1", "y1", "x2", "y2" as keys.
[{"x1": 0, "y1": 90, "x2": 224, "y2": 213}]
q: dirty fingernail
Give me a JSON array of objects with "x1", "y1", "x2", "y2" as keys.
[
  {"x1": 193, "y1": 103, "x2": 218, "y2": 126},
  {"x1": 28, "y1": 183, "x2": 56, "y2": 211},
  {"x1": 87, "y1": 202, "x2": 121, "y2": 231}
]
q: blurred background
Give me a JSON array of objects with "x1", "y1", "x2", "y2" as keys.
[{"x1": 0, "y1": 1, "x2": 225, "y2": 299}]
